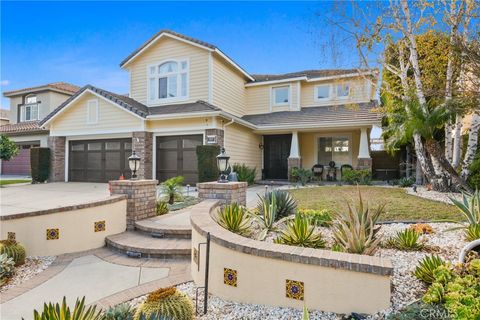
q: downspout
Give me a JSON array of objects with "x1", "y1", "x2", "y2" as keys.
[{"x1": 222, "y1": 118, "x2": 235, "y2": 149}]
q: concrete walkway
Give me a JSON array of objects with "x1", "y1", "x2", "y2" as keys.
[{"x1": 0, "y1": 249, "x2": 190, "y2": 320}]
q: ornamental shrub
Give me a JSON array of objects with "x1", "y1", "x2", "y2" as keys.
[
  {"x1": 134, "y1": 287, "x2": 193, "y2": 320},
  {"x1": 196, "y1": 145, "x2": 220, "y2": 182},
  {"x1": 0, "y1": 240, "x2": 26, "y2": 266},
  {"x1": 257, "y1": 189, "x2": 297, "y2": 219},
  {"x1": 342, "y1": 169, "x2": 372, "y2": 185},
  {"x1": 298, "y1": 208, "x2": 332, "y2": 227},
  {"x1": 30, "y1": 147, "x2": 50, "y2": 183},
  {"x1": 467, "y1": 151, "x2": 480, "y2": 190},
  {"x1": 0, "y1": 134, "x2": 18, "y2": 161},
  {"x1": 232, "y1": 163, "x2": 256, "y2": 185},
  {"x1": 215, "y1": 203, "x2": 251, "y2": 236},
  {"x1": 104, "y1": 303, "x2": 135, "y2": 320},
  {"x1": 156, "y1": 201, "x2": 169, "y2": 216}
]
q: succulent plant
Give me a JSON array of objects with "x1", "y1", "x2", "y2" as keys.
[
  {"x1": 298, "y1": 208, "x2": 332, "y2": 227},
  {"x1": 104, "y1": 303, "x2": 135, "y2": 320},
  {"x1": 156, "y1": 201, "x2": 169, "y2": 216},
  {"x1": 449, "y1": 190, "x2": 480, "y2": 240},
  {"x1": 413, "y1": 255, "x2": 446, "y2": 284},
  {"x1": 274, "y1": 214, "x2": 326, "y2": 248},
  {"x1": 465, "y1": 224, "x2": 480, "y2": 241},
  {"x1": 257, "y1": 189, "x2": 297, "y2": 219},
  {"x1": 0, "y1": 253, "x2": 15, "y2": 286},
  {"x1": 0, "y1": 239, "x2": 26, "y2": 266},
  {"x1": 252, "y1": 192, "x2": 291, "y2": 240},
  {"x1": 409, "y1": 223, "x2": 434, "y2": 235},
  {"x1": 215, "y1": 203, "x2": 252, "y2": 236},
  {"x1": 331, "y1": 190, "x2": 384, "y2": 255},
  {"x1": 386, "y1": 228, "x2": 424, "y2": 251},
  {"x1": 30, "y1": 297, "x2": 103, "y2": 320},
  {"x1": 134, "y1": 287, "x2": 193, "y2": 320}
]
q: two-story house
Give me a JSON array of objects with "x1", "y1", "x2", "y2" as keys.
[
  {"x1": 38, "y1": 30, "x2": 380, "y2": 183},
  {"x1": 1, "y1": 82, "x2": 79, "y2": 175}
]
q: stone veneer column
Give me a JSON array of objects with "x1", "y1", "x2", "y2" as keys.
[
  {"x1": 197, "y1": 181, "x2": 247, "y2": 206},
  {"x1": 287, "y1": 157, "x2": 302, "y2": 181},
  {"x1": 357, "y1": 127, "x2": 372, "y2": 171},
  {"x1": 110, "y1": 179, "x2": 158, "y2": 230},
  {"x1": 205, "y1": 129, "x2": 224, "y2": 147},
  {"x1": 357, "y1": 158, "x2": 373, "y2": 171},
  {"x1": 48, "y1": 136, "x2": 66, "y2": 182},
  {"x1": 132, "y1": 131, "x2": 153, "y2": 180}
]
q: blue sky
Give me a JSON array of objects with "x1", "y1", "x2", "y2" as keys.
[{"x1": 1, "y1": 1, "x2": 378, "y2": 109}]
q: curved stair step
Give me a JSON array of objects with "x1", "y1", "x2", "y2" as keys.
[
  {"x1": 135, "y1": 219, "x2": 191, "y2": 239},
  {"x1": 106, "y1": 231, "x2": 191, "y2": 259}
]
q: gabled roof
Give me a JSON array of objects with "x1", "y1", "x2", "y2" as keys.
[
  {"x1": 119, "y1": 29, "x2": 254, "y2": 81},
  {"x1": 251, "y1": 69, "x2": 373, "y2": 82},
  {"x1": 3, "y1": 82, "x2": 80, "y2": 97},
  {"x1": 0, "y1": 121, "x2": 48, "y2": 136}
]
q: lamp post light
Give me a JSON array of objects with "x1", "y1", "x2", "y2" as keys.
[
  {"x1": 216, "y1": 147, "x2": 230, "y2": 183},
  {"x1": 128, "y1": 150, "x2": 141, "y2": 180}
]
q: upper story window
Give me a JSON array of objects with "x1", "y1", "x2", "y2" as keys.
[
  {"x1": 148, "y1": 60, "x2": 189, "y2": 104},
  {"x1": 315, "y1": 84, "x2": 331, "y2": 101},
  {"x1": 272, "y1": 86, "x2": 290, "y2": 106},
  {"x1": 336, "y1": 83, "x2": 350, "y2": 99},
  {"x1": 19, "y1": 94, "x2": 39, "y2": 122}
]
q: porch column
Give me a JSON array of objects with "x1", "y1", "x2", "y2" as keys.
[
  {"x1": 288, "y1": 131, "x2": 301, "y2": 181},
  {"x1": 357, "y1": 127, "x2": 372, "y2": 170},
  {"x1": 132, "y1": 131, "x2": 153, "y2": 180},
  {"x1": 48, "y1": 136, "x2": 66, "y2": 182}
]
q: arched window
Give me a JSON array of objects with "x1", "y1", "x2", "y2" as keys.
[
  {"x1": 148, "y1": 60, "x2": 188, "y2": 103},
  {"x1": 20, "y1": 94, "x2": 39, "y2": 122}
]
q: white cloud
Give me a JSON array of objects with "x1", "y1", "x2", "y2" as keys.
[{"x1": 0, "y1": 80, "x2": 10, "y2": 86}]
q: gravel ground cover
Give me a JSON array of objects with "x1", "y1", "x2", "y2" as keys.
[
  {"x1": 128, "y1": 222, "x2": 466, "y2": 319},
  {"x1": 0, "y1": 256, "x2": 56, "y2": 293}
]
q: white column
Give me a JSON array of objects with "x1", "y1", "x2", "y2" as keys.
[
  {"x1": 289, "y1": 131, "x2": 300, "y2": 158},
  {"x1": 358, "y1": 127, "x2": 370, "y2": 159}
]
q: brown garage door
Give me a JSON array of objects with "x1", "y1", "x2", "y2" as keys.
[
  {"x1": 156, "y1": 135, "x2": 202, "y2": 184},
  {"x1": 69, "y1": 139, "x2": 132, "y2": 182},
  {"x1": 1, "y1": 143, "x2": 38, "y2": 175}
]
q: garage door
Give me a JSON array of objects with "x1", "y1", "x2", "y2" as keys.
[
  {"x1": 69, "y1": 139, "x2": 132, "y2": 182},
  {"x1": 1, "y1": 143, "x2": 39, "y2": 176},
  {"x1": 156, "y1": 135, "x2": 203, "y2": 184}
]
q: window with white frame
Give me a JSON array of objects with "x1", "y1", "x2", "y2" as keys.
[
  {"x1": 336, "y1": 83, "x2": 350, "y2": 99},
  {"x1": 315, "y1": 84, "x2": 331, "y2": 101},
  {"x1": 86, "y1": 99, "x2": 98, "y2": 124},
  {"x1": 148, "y1": 60, "x2": 188, "y2": 103},
  {"x1": 272, "y1": 86, "x2": 290, "y2": 106},
  {"x1": 19, "y1": 95, "x2": 39, "y2": 122},
  {"x1": 317, "y1": 136, "x2": 351, "y2": 166}
]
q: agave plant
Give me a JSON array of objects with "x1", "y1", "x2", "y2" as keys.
[
  {"x1": 215, "y1": 203, "x2": 252, "y2": 236},
  {"x1": 331, "y1": 190, "x2": 384, "y2": 255},
  {"x1": 29, "y1": 297, "x2": 103, "y2": 320},
  {"x1": 386, "y1": 228, "x2": 424, "y2": 251},
  {"x1": 274, "y1": 214, "x2": 326, "y2": 248},
  {"x1": 448, "y1": 190, "x2": 480, "y2": 240},
  {"x1": 465, "y1": 224, "x2": 480, "y2": 242},
  {"x1": 413, "y1": 255, "x2": 446, "y2": 284},
  {"x1": 252, "y1": 192, "x2": 290, "y2": 240},
  {"x1": 257, "y1": 189, "x2": 297, "y2": 219}
]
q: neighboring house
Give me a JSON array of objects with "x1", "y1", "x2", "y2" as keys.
[
  {"x1": 1, "y1": 82, "x2": 80, "y2": 175},
  {"x1": 38, "y1": 30, "x2": 380, "y2": 184},
  {"x1": 0, "y1": 109, "x2": 9, "y2": 126}
]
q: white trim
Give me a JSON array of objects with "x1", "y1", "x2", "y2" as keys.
[
  {"x1": 253, "y1": 119, "x2": 380, "y2": 132},
  {"x1": 86, "y1": 99, "x2": 99, "y2": 124},
  {"x1": 50, "y1": 127, "x2": 144, "y2": 137},
  {"x1": 146, "y1": 58, "x2": 190, "y2": 106},
  {"x1": 66, "y1": 133, "x2": 132, "y2": 141},
  {"x1": 314, "y1": 84, "x2": 333, "y2": 103},
  {"x1": 147, "y1": 111, "x2": 220, "y2": 120},
  {"x1": 313, "y1": 132, "x2": 353, "y2": 166},
  {"x1": 270, "y1": 85, "x2": 291, "y2": 110},
  {"x1": 41, "y1": 88, "x2": 145, "y2": 126},
  {"x1": 208, "y1": 52, "x2": 213, "y2": 103},
  {"x1": 64, "y1": 139, "x2": 69, "y2": 182},
  {"x1": 306, "y1": 71, "x2": 377, "y2": 82},
  {"x1": 296, "y1": 81, "x2": 301, "y2": 110},
  {"x1": 3, "y1": 87, "x2": 76, "y2": 97},
  {"x1": 245, "y1": 77, "x2": 307, "y2": 87},
  {"x1": 213, "y1": 49, "x2": 254, "y2": 81}
]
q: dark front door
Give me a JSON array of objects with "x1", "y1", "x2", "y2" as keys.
[
  {"x1": 263, "y1": 134, "x2": 291, "y2": 180},
  {"x1": 156, "y1": 135, "x2": 203, "y2": 184},
  {"x1": 69, "y1": 139, "x2": 132, "y2": 182}
]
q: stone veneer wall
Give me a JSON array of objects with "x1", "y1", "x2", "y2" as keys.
[
  {"x1": 110, "y1": 179, "x2": 157, "y2": 230},
  {"x1": 205, "y1": 128, "x2": 224, "y2": 147},
  {"x1": 357, "y1": 158, "x2": 373, "y2": 171},
  {"x1": 190, "y1": 200, "x2": 393, "y2": 315},
  {"x1": 48, "y1": 136, "x2": 66, "y2": 182},
  {"x1": 197, "y1": 181, "x2": 247, "y2": 206},
  {"x1": 287, "y1": 157, "x2": 301, "y2": 181},
  {"x1": 132, "y1": 131, "x2": 153, "y2": 179}
]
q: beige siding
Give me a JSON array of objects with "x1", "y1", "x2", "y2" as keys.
[
  {"x1": 245, "y1": 82, "x2": 300, "y2": 115},
  {"x1": 7, "y1": 96, "x2": 22, "y2": 123},
  {"x1": 49, "y1": 92, "x2": 143, "y2": 135},
  {"x1": 46, "y1": 92, "x2": 72, "y2": 117},
  {"x1": 127, "y1": 37, "x2": 209, "y2": 105},
  {"x1": 212, "y1": 55, "x2": 247, "y2": 117},
  {"x1": 225, "y1": 123, "x2": 262, "y2": 179},
  {"x1": 7, "y1": 91, "x2": 71, "y2": 123},
  {"x1": 302, "y1": 78, "x2": 372, "y2": 107}
]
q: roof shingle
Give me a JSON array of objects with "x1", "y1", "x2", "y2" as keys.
[
  {"x1": 3, "y1": 82, "x2": 80, "y2": 97},
  {"x1": 0, "y1": 121, "x2": 48, "y2": 135},
  {"x1": 251, "y1": 69, "x2": 376, "y2": 83}
]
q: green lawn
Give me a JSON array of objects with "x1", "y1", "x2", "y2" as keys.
[
  {"x1": 288, "y1": 186, "x2": 460, "y2": 222},
  {"x1": 0, "y1": 179, "x2": 31, "y2": 186}
]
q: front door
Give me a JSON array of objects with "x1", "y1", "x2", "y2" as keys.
[{"x1": 263, "y1": 134, "x2": 291, "y2": 180}]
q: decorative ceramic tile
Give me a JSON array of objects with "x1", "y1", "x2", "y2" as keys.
[
  {"x1": 224, "y1": 268, "x2": 237, "y2": 287},
  {"x1": 7, "y1": 232, "x2": 16, "y2": 241},
  {"x1": 94, "y1": 220, "x2": 106, "y2": 232},
  {"x1": 46, "y1": 228, "x2": 59, "y2": 240},
  {"x1": 193, "y1": 247, "x2": 199, "y2": 265},
  {"x1": 286, "y1": 279, "x2": 304, "y2": 300}
]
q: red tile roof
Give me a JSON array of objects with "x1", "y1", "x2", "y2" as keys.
[
  {"x1": 0, "y1": 121, "x2": 48, "y2": 135},
  {"x1": 3, "y1": 82, "x2": 80, "y2": 96}
]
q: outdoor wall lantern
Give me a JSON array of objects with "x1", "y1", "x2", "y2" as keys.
[
  {"x1": 128, "y1": 150, "x2": 141, "y2": 180},
  {"x1": 216, "y1": 147, "x2": 230, "y2": 183}
]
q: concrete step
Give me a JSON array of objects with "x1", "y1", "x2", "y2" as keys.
[
  {"x1": 135, "y1": 218, "x2": 191, "y2": 239},
  {"x1": 105, "y1": 231, "x2": 191, "y2": 259}
]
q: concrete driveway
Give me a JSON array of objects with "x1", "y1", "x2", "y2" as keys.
[{"x1": 0, "y1": 182, "x2": 110, "y2": 216}]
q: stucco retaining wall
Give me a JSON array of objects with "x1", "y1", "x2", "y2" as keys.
[
  {"x1": 0, "y1": 196, "x2": 127, "y2": 256},
  {"x1": 190, "y1": 200, "x2": 392, "y2": 315}
]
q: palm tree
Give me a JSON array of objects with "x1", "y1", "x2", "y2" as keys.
[
  {"x1": 383, "y1": 98, "x2": 472, "y2": 192},
  {"x1": 160, "y1": 176, "x2": 184, "y2": 204}
]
